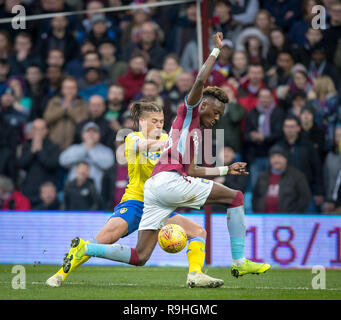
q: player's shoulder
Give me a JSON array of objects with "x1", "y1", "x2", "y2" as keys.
[{"x1": 126, "y1": 131, "x2": 143, "y2": 142}]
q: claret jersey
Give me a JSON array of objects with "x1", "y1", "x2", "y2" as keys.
[{"x1": 151, "y1": 96, "x2": 202, "y2": 177}]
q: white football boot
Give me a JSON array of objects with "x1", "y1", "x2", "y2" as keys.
[
  {"x1": 46, "y1": 274, "x2": 64, "y2": 287},
  {"x1": 186, "y1": 271, "x2": 224, "y2": 288}
]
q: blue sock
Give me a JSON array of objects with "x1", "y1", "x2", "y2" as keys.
[
  {"x1": 85, "y1": 243, "x2": 132, "y2": 264},
  {"x1": 227, "y1": 206, "x2": 245, "y2": 260}
]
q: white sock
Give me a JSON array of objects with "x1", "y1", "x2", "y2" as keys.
[{"x1": 232, "y1": 258, "x2": 245, "y2": 266}]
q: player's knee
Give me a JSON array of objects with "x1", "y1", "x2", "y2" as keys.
[
  {"x1": 191, "y1": 225, "x2": 206, "y2": 239},
  {"x1": 227, "y1": 190, "x2": 244, "y2": 208}
]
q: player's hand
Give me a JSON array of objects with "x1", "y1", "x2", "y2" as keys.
[
  {"x1": 213, "y1": 32, "x2": 223, "y2": 50},
  {"x1": 228, "y1": 162, "x2": 249, "y2": 175}
]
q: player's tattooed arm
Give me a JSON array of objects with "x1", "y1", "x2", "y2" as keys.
[{"x1": 186, "y1": 32, "x2": 223, "y2": 107}]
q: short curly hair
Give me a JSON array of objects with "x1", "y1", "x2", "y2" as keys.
[{"x1": 203, "y1": 86, "x2": 229, "y2": 104}]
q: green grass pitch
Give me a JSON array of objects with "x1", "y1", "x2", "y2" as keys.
[{"x1": 1, "y1": 264, "x2": 341, "y2": 300}]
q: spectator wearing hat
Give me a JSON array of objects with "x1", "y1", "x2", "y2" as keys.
[
  {"x1": 98, "y1": 39, "x2": 128, "y2": 85},
  {"x1": 118, "y1": 52, "x2": 147, "y2": 103},
  {"x1": 63, "y1": 161, "x2": 101, "y2": 211},
  {"x1": 44, "y1": 76, "x2": 88, "y2": 151},
  {"x1": 0, "y1": 175, "x2": 31, "y2": 211},
  {"x1": 287, "y1": 66, "x2": 314, "y2": 98},
  {"x1": 300, "y1": 105, "x2": 325, "y2": 161},
  {"x1": 74, "y1": 95, "x2": 114, "y2": 149},
  {"x1": 122, "y1": 21, "x2": 166, "y2": 70},
  {"x1": 33, "y1": 181, "x2": 60, "y2": 210},
  {"x1": 78, "y1": 67, "x2": 108, "y2": 102},
  {"x1": 277, "y1": 115, "x2": 324, "y2": 212},
  {"x1": 323, "y1": 127, "x2": 341, "y2": 214},
  {"x1": 252, "y1": 145, "x2": 311, "y2": 213},
  {"x1": 244, "y1": 87, "x2": 285, "y2": 189},
  {"x1": 83, "y1": 13, "x2": 119, "y2": 48},
  {"x1": 18, "y1": 119, "x2": 60, "y2": 206},
  {"x1": 59, "y1": 122, "x2": 114, "y2": 193}
]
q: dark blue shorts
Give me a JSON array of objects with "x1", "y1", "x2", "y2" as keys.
[{"x1": 109, "y1": 200, "x2": 178, "y2": 237}]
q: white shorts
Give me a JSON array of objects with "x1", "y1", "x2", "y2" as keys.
[{"x1": 139, "y1": 171, "x2": 214, "y2": 231}]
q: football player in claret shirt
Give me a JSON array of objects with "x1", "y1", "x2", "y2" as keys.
[
  {"x1": 53, "y1": 32, "x2": 270, "y2": 288},
  {"x1": 46, "y1": 99, "x2": 221, "y2": 288}
]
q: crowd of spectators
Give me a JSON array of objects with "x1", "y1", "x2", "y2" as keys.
[{"x1": 0, "y1": 0, "x2": 341, "y2": 214}]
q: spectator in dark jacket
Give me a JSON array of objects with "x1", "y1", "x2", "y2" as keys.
[
  {"x1": 252, "y1": 145, "x2": 311, "y2": 213},
  {"x1": 37, "y1": 15, "x2": 79, "y2": 63},
  {"x1": 0, "y1": 112, "x2": 18, "y2": 181},
  {"x1": 0, "y1": 175, "x2": 31, "y2": 210},
  {"x1": 122, "y1": 21, "x2": 166, "y2": 70},
  {"x1": 278, "y1": 115, "x2": 324, "y2": 212},
  {"x1": 8, "y1": 32, "x2": 40, "y2": 76},
  {"x1": 244, "y1": 87, "x2": 285, "y2": 188},
  {"x1": 300, "y1": 105, "x2": 325, "y2": 161},
  {"x1": 0, "y1": 87, "x2": 28, "y2": 145},
  {"x1": 74, "y1": 95, "x2": 114, "y2": 149},
  {"x1": 18, "y1": 119, "x2": 60, "y2": 205},
  {"x1": 63, "y1": 162, "x2": 100, "y2": 211},
  {"x1": 33, "y1": 181, "x2": 60, "y2": 210}
]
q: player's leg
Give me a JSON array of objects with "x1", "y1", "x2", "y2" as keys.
[
  {"x1": 96, "y1": 217, "x2": 129, "y2": 244},
  {"x1": 167, "y1": 214, "x2": 207, "y2": 274},
  {"x1": 46, "y1": 204, "x2": 135, "y2": 287},
  {"x1": 145, "y1": 172, "x2": 223, "y2": 288},
  {"x1": 205, "y1": 182, "x2": 270, "y2": 277}
]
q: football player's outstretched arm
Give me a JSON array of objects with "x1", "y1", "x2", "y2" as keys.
[
  {"x1": 186, "y1": 32, "x2": 223, "y2": 107},
  {"x1": 188, "y1": 160, "x2": 249, "y2": 178}
]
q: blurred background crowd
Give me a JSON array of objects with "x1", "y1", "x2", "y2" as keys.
[{"x1": 0, "y1": 0, "x2": 340, "y2": 214}]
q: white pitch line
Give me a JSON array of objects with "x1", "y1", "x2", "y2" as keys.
[{"x1": 1, "y1": 281, "x2": 341, "y2": 291}]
